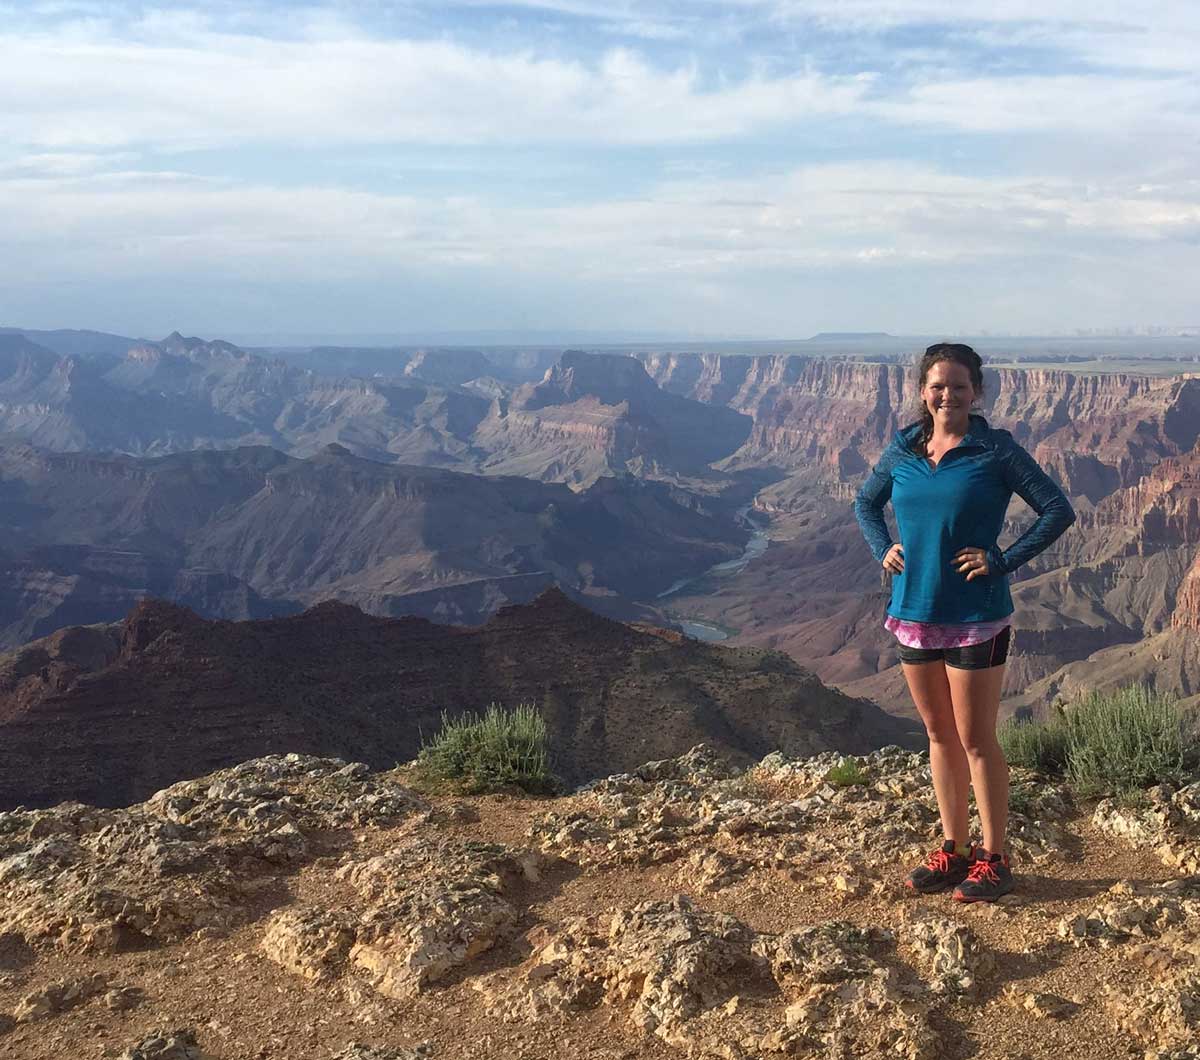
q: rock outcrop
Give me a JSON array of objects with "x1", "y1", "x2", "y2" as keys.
[
  {"x1": 1173, "y1": 550, "x2": 1200, "y2": 631},
  {"x1": 1081, "y1": 450, "x2": 1200, "y2": 550},
  {"x1": 1, "y1": 743, "x2": 1194, "y2": 1059}
]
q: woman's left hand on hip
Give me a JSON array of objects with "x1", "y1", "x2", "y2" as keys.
[{"x1": 953, "y1": 547, "x2": 990, "y2": 581}]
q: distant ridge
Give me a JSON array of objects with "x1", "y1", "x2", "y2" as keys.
[
  {"x1": 0, "y1": 326, "x2": 137, "y2": 357},
  {"x1": 0, "y1": 589, "x2": 922, "y2": 807},
  {"x1": 807, "y1": 332, "x2": 893, "y2": 341}
]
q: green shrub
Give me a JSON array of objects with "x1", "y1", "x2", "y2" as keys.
[
  {"x1": 1001, "y1": 685, "x2": 1191, "y2": 797},
  {"x1": 415, "y1": 702, "x2": 557, "y2": 795},
  {"x1": 824, "y1": 757, "x2": 867, "y2": 787},
  {"x1": 1060, "y1": 685, "x2": 1187, "y2": 796},
  {"x1": 998, "y1": 712, "x2": 1069, "y2": 773}
]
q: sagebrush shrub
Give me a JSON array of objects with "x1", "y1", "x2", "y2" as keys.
[
  {"x1": 416, "y1": 702, "x2": 557, "y2": 795},
  {"x1": 1061, "y1": 684, "x2": 1187, "y2": 796},
  {"x1": 999, "y1": 684, "x2": 1192, "y2": 797},
  {"x1": 997, "y1": 712, "x2": 1069, "y2": 773}
]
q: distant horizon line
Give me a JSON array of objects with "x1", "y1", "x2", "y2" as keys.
[{"x1": 6, "y1": 324, "x2": 1200, "y2": 350}]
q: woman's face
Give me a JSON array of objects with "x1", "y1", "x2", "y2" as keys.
[{"x1": 920, "y1": 359, "x2": 977, "y2": 431}]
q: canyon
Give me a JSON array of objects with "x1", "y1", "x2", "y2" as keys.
[
  {"x1": 0, "y1": 335, "x2": 749, "y2": 489},
  {"x1": 5, "y1": 326, "x2": 1200, "y2": 719},
  {"x1": 637, "y1": 352, "x2": 1200, "y2": 502},
  {"x1": 473, "y1": 351, "x2": 752, "y2": 486}
]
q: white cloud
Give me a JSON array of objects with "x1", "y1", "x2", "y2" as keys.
[
  {"x1": 1, "y1": 3, "x2": 1197, "y2": 334},
  {"x1": 0, "y1": 27, "x2": 868, "y2": 151},
  {"x1": 872, "y1": 74, "x2": 1197, "y2": 137},
  {"x1": 1, "y1": 8, "x2": 1194, "y2": 159}
]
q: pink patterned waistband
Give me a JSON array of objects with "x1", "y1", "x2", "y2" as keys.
[{"x1": 885, "y1": 614, "x2": 1012, "y2": 650}]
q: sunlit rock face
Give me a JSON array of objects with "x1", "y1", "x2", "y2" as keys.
[
  {"x1": 1174, "y1": 551, "x2": 1200, "y2": 631},
  {"x1": 472, "y1": 351, "x2": 753, "y2": 486},
  {"x1": 638, "y1": 352, "x2": 1200, "y2": 502}
]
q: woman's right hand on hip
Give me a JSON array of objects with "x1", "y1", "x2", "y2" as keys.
[{"x1": 882, "y1": 543, "x2": 904, "y2": 573}]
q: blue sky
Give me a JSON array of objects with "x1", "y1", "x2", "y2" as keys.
[{"x1": 0, "y1": 1, "x2": 1197, "y2": 340}]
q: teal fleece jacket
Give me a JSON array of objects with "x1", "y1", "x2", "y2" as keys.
[{"x1": 853, "y1": 414, "x2": 1076, "y2": 623}]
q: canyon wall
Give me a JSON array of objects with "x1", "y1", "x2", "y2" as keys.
[
  {"x1": 1174, "y1": 550, "x2": 1200, "y2": 631},
  {"x1": 638, "y1": 353, "x2": 1200, "y2": 502},
  {"x1": 0, "y1": 590, "x2": 922, "y2": 808},
  {"x1": 1080, "y1": 450, "x2": 1200, "y2": 548},
  {"x1": 474, "y1": 352, "x2": 752, "y2": 485}
]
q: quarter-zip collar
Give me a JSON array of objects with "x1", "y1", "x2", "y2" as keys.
[{"x1": 895, "y1": 413, "x2": 995, "y2": 455}]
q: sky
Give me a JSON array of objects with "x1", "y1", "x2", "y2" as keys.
[{"x1": 1, "y1": 1, "x2": 1198, "y2": 341}]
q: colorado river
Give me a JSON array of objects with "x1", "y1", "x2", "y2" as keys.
[{"x1": 656, "y1": 505, "x2": 769, "y2": 641}]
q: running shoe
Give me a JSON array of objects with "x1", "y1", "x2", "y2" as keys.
[
  {"x1": 904, "y1": 839, "x2": 974, "y2": 894},
  {"x1": 952, "y1": 849, "x2": 1014, "y2": 903}
]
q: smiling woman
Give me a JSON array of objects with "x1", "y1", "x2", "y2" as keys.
[{"x1": 853, "y1": 342, "x2": 1076, "y2": 903}]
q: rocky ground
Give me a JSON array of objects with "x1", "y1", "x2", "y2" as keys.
[{"x1": 2, "y1": 746, "x2": 1199, "y2": 1060}]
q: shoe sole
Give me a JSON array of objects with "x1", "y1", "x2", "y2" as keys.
[{"x1": 951, "y1": 885, "x2": 1014, "y2": 903}]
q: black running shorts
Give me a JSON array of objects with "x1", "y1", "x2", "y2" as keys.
[{"x1": 896, "y1": 625, "x2": 1012, "y2": 670}]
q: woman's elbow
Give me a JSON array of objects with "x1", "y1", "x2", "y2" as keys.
[{"x1": 1053, "y1": 499, "x2": 1076, "y2": 535}]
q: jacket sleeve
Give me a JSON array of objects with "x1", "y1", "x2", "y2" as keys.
[
  {"x1": 854, "y1": 445, "x2": 898, "y2": 563},
  {"x1": 986, "y1": 440, "x2": 1076, "y2": 576}
]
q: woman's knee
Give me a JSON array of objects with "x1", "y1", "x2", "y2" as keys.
[
  {"x1": 925, "y1": 724, "x2": 964, "y2": 748},
  {"x1": 959, "y1": 731, "x2": 1004, "y2": 762}
]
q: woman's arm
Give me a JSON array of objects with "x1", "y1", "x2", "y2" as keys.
[
  {"x1": 985, "y1": 440, "x2": 1076, "y2": 575},
  {"x1": 854, "y1": 446, "x2": 899, "y2": 562}
]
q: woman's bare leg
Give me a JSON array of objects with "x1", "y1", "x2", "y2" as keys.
[
  {"x1": 901, "y1": 660, "x2": 970, "y2": 845},
  {"x1": 946, "y1": 662, "x2": 1008, "y2": 853}
]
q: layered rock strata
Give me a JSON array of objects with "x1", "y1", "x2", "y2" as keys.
[
  {"x1": 638, "y1": 352, "x2": 1200, "y2": 501},
  {"x1": 473, "y1": 351, "x2": 752, "y2": 486}
]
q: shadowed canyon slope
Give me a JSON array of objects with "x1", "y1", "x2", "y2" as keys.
[
  {"x1": 0, "y1": 589, "x2": 921, "y2": 809},
  {"x1": 0, "y1": 442, "x2": 747, "y2": 649}
]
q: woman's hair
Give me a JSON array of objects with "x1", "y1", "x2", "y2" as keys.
[{"x1": 912, "y1": 342, "x2": 984, "y2": 456}]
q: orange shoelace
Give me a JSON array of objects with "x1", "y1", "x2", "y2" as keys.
[
  {"x1": 965, "y1": 857, "x2": 1001, "y2": 884},
  {"x1": 925, "y1": 848, "x2": 955, "y2": 873}
]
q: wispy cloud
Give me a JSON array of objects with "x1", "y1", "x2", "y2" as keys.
[
  {"x1": 4, "y1": 160, "x2": 1194, "y2": 279},
  {"x1": 2, "y1": 31, "x2": 870, "y2": 150}
]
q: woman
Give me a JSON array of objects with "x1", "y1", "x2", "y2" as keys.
[{"x1": 853, "y1": 343, "x2": 1075, "y2": 902}]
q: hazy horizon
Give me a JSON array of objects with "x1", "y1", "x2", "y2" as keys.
[{"x1": 8, "y1": 322, "x2": 1200, "y2": 364}]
